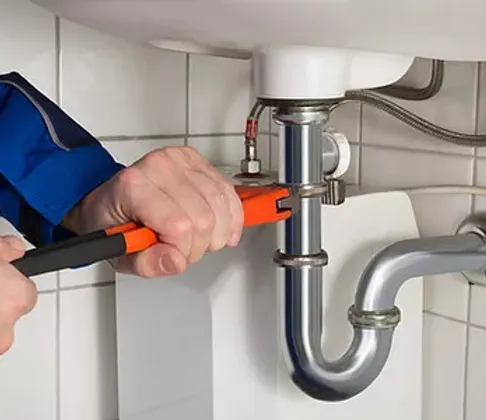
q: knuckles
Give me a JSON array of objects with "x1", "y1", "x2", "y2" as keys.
[
  {"x1": 193, "y1": 208, "x2": 216, "y2": 235},
  {"x1": 144, "y1": 146, "x2": 200, "y2": 166},
  {"x1": 166, "y1": 214, "x2": 193, "y2": 241},
  {"x1": 116, "y1": 166, "x2": 144, "y2": 188}
]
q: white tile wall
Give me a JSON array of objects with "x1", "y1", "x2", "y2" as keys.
[
  {"x1": 0, "y1": 294, "x2": 56, "y2": 419},
  {"x1": 1, "y1": 2, "x2": 486, "y2": 420},
  {"x1": 60, "y1": 20, "x2": 186, "y2": 137},
  {"x1": 470, "y1": 284, "x2": 486, "y2": 328},
  {"x1": 465, "y1": 327, "x2": 486, "y2": 420},
  {"x1": 189, "y1": 54, "x2": 251, "y2": 134},
  {"x1": 59, "y1": 286, "x2": 118, "y2": 420},
  {"x1": 423, "y1": 313, "x2": 467, "y2": 420},
  {"x1": 0, "y1": 0, "x2": 56, "y2": 99}
]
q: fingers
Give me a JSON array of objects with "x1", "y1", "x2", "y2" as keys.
[
  {"x1": 0, "y1": 270, "x2": 37, "y2": 354},
  {"x1": 170, "y1": 146, "x2": 244, "y2": 247},
  {"x1": 84, "y1": 145, "x2": 245, "y2": 278},
  {"x1": 114, "y1": 167, "x2": 191, "y2": 255},
  {"x1": 0, "y1": 321, "x2": 14, "y2": 354},
  {"x1": 143, "y1": 146, "x2": 244, "y2": 248},
  {"x1": 0, "y1": 235, "x2": 26, "y2": 262},
  {"x1": 141, "y1": 155, "x2": 214, "y2": 263},
  {"x1": 136, "y1": 151, "x2": 225, "y2": 262},
  {"x1": 184, "y1": 169, "x2": 231, "y2": 252},
  {"x1": 130, "y1": 147, "x2": 241, "y2": 265},
  {"x1": 0, "y1": 237, "x2": 37, "y2": 355}
]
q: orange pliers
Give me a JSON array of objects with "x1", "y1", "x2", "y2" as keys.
[{"x1": 12, "y1": 185, "x2": 298, "y2": 277}]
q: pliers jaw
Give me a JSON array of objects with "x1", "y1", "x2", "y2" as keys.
[
  {"x1": 235, "y1": 184, "x2": 298, "y2": 227},
  {"x1": 276, "y1": 194, "x2": 301, "y2": 215}
]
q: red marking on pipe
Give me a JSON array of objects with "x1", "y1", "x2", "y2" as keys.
[{"x1": 245, "y1": 119, "x2": 259, "y2": 141}]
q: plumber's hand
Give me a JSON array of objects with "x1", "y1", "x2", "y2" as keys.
[
  {"x1": 0, "y1": 236, "x2": 37, "y2": 354},
  {"x1": 63, "y1": 146, "x2": 244, "y2": 278}
]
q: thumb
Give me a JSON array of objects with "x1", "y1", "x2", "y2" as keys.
[
  {"x1": 114, "y1": 243, "x2": 187, "y2": 278},
  {"x1": 0, "y1": 314, "x2": 15, "y2": 355},
  {"x1": 0, "y1": 235, "x2": 26, "y2": 262}
]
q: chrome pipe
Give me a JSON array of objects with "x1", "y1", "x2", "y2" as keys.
[
  {"x1": 355, "y1": 233, "x2": 486, "y2": 311},
  {"x1": 285, "y1": 231, "x2": 486, "y2": 401},
  {"x1": 275, "y1": 105, "x2": 486, "y2": 402}
]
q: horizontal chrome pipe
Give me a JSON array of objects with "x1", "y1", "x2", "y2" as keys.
[
  {"x1": 275, "y1": 105, "x2": 486, "y2": 402},
  {"x1": 355, "y1": 233, "x2": 486, "y2": 312}
]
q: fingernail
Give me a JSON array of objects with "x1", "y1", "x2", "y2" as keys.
[
  {"x1": 4, "y1": 236, "x2": 25, "y2": 252},
  {"x1": 160, "y1": 255, "x2": 176, "y2": 274},
  {"x1": 227, "y1": 233, "x2": 241, "y2": 247}
]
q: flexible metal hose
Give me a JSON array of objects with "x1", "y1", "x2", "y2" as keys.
[
  {"x1": 372, "y1": 59, "x2": 444, "y2": 101},
  {"x1": 337, "y1": 90, "x2": 486, "y2": 147}
]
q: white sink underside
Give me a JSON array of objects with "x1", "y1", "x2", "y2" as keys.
[{"x1": 30, "y1": 0, "x2": 486, "y2": 61}]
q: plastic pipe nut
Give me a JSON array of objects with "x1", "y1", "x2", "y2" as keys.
[{"x1": 322, "y1": 129, "x2": 351, "y2": 179}]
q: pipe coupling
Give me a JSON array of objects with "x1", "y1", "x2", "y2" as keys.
[
  {"x1": 276, "y1": 182, "x2": 329, "y2": 198},
  {"x1": 276, "y1": 181, "x2": 344, "y2": 205},
  {"x1": 347, "y1": 305, "x2": 401, "y2": 329},
  {"x1": 274, "y1": 250, "x2": 329, "y2": 268}
]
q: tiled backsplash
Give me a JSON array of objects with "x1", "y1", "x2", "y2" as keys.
[{"x1": 1, "y1": 1, "x2": 486, "y2": 419}]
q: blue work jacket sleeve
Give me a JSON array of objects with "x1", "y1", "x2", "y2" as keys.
[{"x1": 0, "y1": 72, "x2": 124, "y2": 247}]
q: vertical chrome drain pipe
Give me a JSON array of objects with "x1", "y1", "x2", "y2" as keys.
[
  {"x1": 273, "y1": 106, "x2": 335, "y2": 398},
  {"x1": 274, "y1": 105, "x2": 394, "y2": 402}
]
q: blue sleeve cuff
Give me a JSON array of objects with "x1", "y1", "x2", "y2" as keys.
[
  {"x1": 19, "y1": 144, "x2": 124, "y2": 227},
  {"x1": 20, "y1": 145, "x2": 124, "y2": 245}
]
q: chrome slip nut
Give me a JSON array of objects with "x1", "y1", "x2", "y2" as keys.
[
  {"x1": 273, "y1": 250, "x2": 329, "y2": 268},
  {"x1": 347, "y1": 305, "x2": 401, "y2": 329}
]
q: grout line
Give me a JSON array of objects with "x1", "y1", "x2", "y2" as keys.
[
  {"x1": 184, "y1": 54, "x2": 190, "y2": 146},
  {"x1": 58, "y1": 280, "x2": 116, "y2": 292},
  {"x1": 99, "y1": 132, "x2": 246, "y2": 142},
  {"x1": 468, "y1": 280, "x2": 486, "y2": 289},
  {"x1": 38, "y1": 288, "x2": 57, "y2": 295},
  {"x1": 55, "y1": 271, "x2": 61, "y2": 420},
  {"x1": 55, "y1": 273, "x2": 61, "y2": 420},
  {"x1": 423, "y1": 309, "x2": 470, "y2": 325},
  {"x1": 38, "y1": 281, "x2": 116, "y2": 294},
  {"x1": 54, "y1": 16, "x2": 62, "y2": 420},
  {"x1": 471, "y1": 62, "x2": 481, "y2": 214},
  {"x1": 423, "y1": 308, "x2": 486, "y2": 331},
  {"x1": 469, "y1": 320, "x2": 486, "y2": 330},
  {"x1": 462, "y1": 284, "x2": 473, "y2": 420},
  {"x1": 54, "y1": 16, "x2": 61, "y2": 106},
  {"x1": 361, "y1": 141, "x2": 476, "y2": 159},
  {"x1": 472, "y1": 154, "x2": 478, "y2": 214}
]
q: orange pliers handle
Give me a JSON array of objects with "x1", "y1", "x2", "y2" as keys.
[{"x1": 12, "y1": 185, "x2": 293, "y2": 278}]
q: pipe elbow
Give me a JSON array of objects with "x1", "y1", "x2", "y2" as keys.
[{"x1": 286, "y1": 326, "x2": 395, "y2": 401}]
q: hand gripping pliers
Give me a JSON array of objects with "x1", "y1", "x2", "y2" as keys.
[{"x1": 12, "y1": 185, "x2": 299, "y2": 277}]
